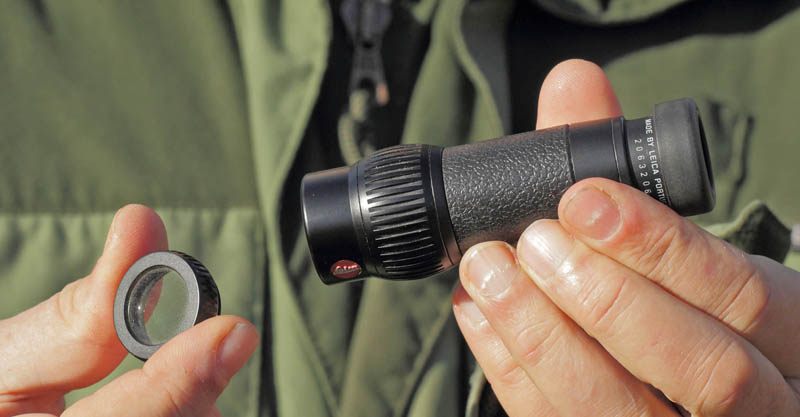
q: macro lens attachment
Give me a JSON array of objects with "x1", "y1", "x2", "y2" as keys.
[
  {"x1": 302, "y1": 98, "x2": 715, "y2": 284},
  {"x1": 113, "y1": 251, "x2": 220, "y2": 360}
]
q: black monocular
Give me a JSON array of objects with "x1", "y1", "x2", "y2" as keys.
[{"x1": 302, "y1": 98, "x2": 715, "y2": 284}]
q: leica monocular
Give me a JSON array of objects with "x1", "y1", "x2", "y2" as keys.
[{"x1": 301, "y1": 98, "x2": 715, "y2": 284}]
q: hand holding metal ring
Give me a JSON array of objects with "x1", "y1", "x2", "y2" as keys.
[{"x1": 113, "y1": 251, "x2": 221, "y2": 361}]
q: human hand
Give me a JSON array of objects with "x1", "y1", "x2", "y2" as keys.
[
  {"x1": 0, "y1": 204, "x2": 258, "y2": 417},
  {"x1": 452, "y1": 59, "x2": 800, "y2": 416}
]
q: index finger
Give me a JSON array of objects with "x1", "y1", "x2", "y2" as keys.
[
  {"x1": 63, "y1": 315, "x2": 258, "y2": 417},
  {"x1": 557, "y1": 177, "x2": 800, "y2": 376}
]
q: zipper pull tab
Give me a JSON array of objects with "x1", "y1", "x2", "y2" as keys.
[{"x1": 341, "y1": 0, "x2": 392, "y2": 107}]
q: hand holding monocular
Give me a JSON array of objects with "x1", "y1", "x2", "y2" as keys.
[
  {"x1": 301, "y1": 98, "x2": 715, "y2": 284},
  {"x1": 113, "y1": 98, "x2": 714, "y2": 360}
]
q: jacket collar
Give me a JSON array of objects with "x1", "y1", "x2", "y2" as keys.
[{"x1": 532, "y1": 0, "x2": 694, "y2": 25}]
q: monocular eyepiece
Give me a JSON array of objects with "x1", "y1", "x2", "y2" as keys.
[{"x1": 301, "y1": 98, "x2": 714, "y2": 284}]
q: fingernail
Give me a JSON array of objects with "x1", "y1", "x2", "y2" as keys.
[
  {"x1": 455, "y1": 297, "x2": 488, "y2": 326},
  {"x1": 517, "y1": 220, "x2": 573, "y2": 279},
  {"x1": 563, "y1": 186, "x2": 620, "y2": 240},
  {"x1": 465, "y1": 242, "x2": 519, "y2": 298},
  {"x1": 218, "y1": 322, "x2": 257, "y2": 373},
  {"x1": 104, "y1": 209, "x2": 122, "y2": 251}
]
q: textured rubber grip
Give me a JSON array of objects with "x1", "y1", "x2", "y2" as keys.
[{"x1": 442, "y1": 126, "x2": 574, "y2": 251}]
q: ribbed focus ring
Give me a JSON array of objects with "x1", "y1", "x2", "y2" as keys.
[
  {"x1": 358, "y1": 145, "x2": 446, "y2": 279},
  {"x1": 169, "y1": 251, "x2": 221, "y2": 319}
]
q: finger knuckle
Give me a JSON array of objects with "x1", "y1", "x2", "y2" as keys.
[
  {"x1": 717, "y1": 264, "x2": 771, "y2": 335},
  {"x1": 636, "y1": 222, "x2": 691, "y2": 282},
  {"x1": 53, "y1": 281, "x2": 88, "y2": 338},
  {"x1": 618, "y1": 210, "x2": 695, "y2": 284},
  {"x1": 142, "y1": 366, "x2": 197, "y2": 417},
  {"x1": 693, "y1": 339, "x2": 759, "y2": 415},
  {"x1": 514, "y1": 320, "x2": 564, "y2": 369},
  {"x1": 490, "y1": 354, "x2": 531, "y2": 390},
  {"x1": 578, "y1": 272, "x2": 634, "y2": 337}
]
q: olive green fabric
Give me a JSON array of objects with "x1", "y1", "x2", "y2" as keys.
[
  {"x1": 1, "y1": 1, "x2": 799, "y2": 417},
  {"x1": 707, "y1": 200, "x2": 792, "y2": 263},
  {"x1": 0, "y1": 1, "x2": 258, "y2": 213}
]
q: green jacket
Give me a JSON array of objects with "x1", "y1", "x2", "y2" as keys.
[{"x1": 1, "y1": 1, "x2": 798, "y2": 416}]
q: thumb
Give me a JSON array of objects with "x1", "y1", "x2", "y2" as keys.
[
  {"x1": 536, "y1": 59, "x2": 623, "y2": 129},
  {"x1": 0, "y1": 204, "x2": 168, "y2": 414}
]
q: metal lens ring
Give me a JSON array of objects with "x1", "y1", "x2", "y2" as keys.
[{"x1": 113, "y1": 251, "x2": 221, "y2": 361}]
